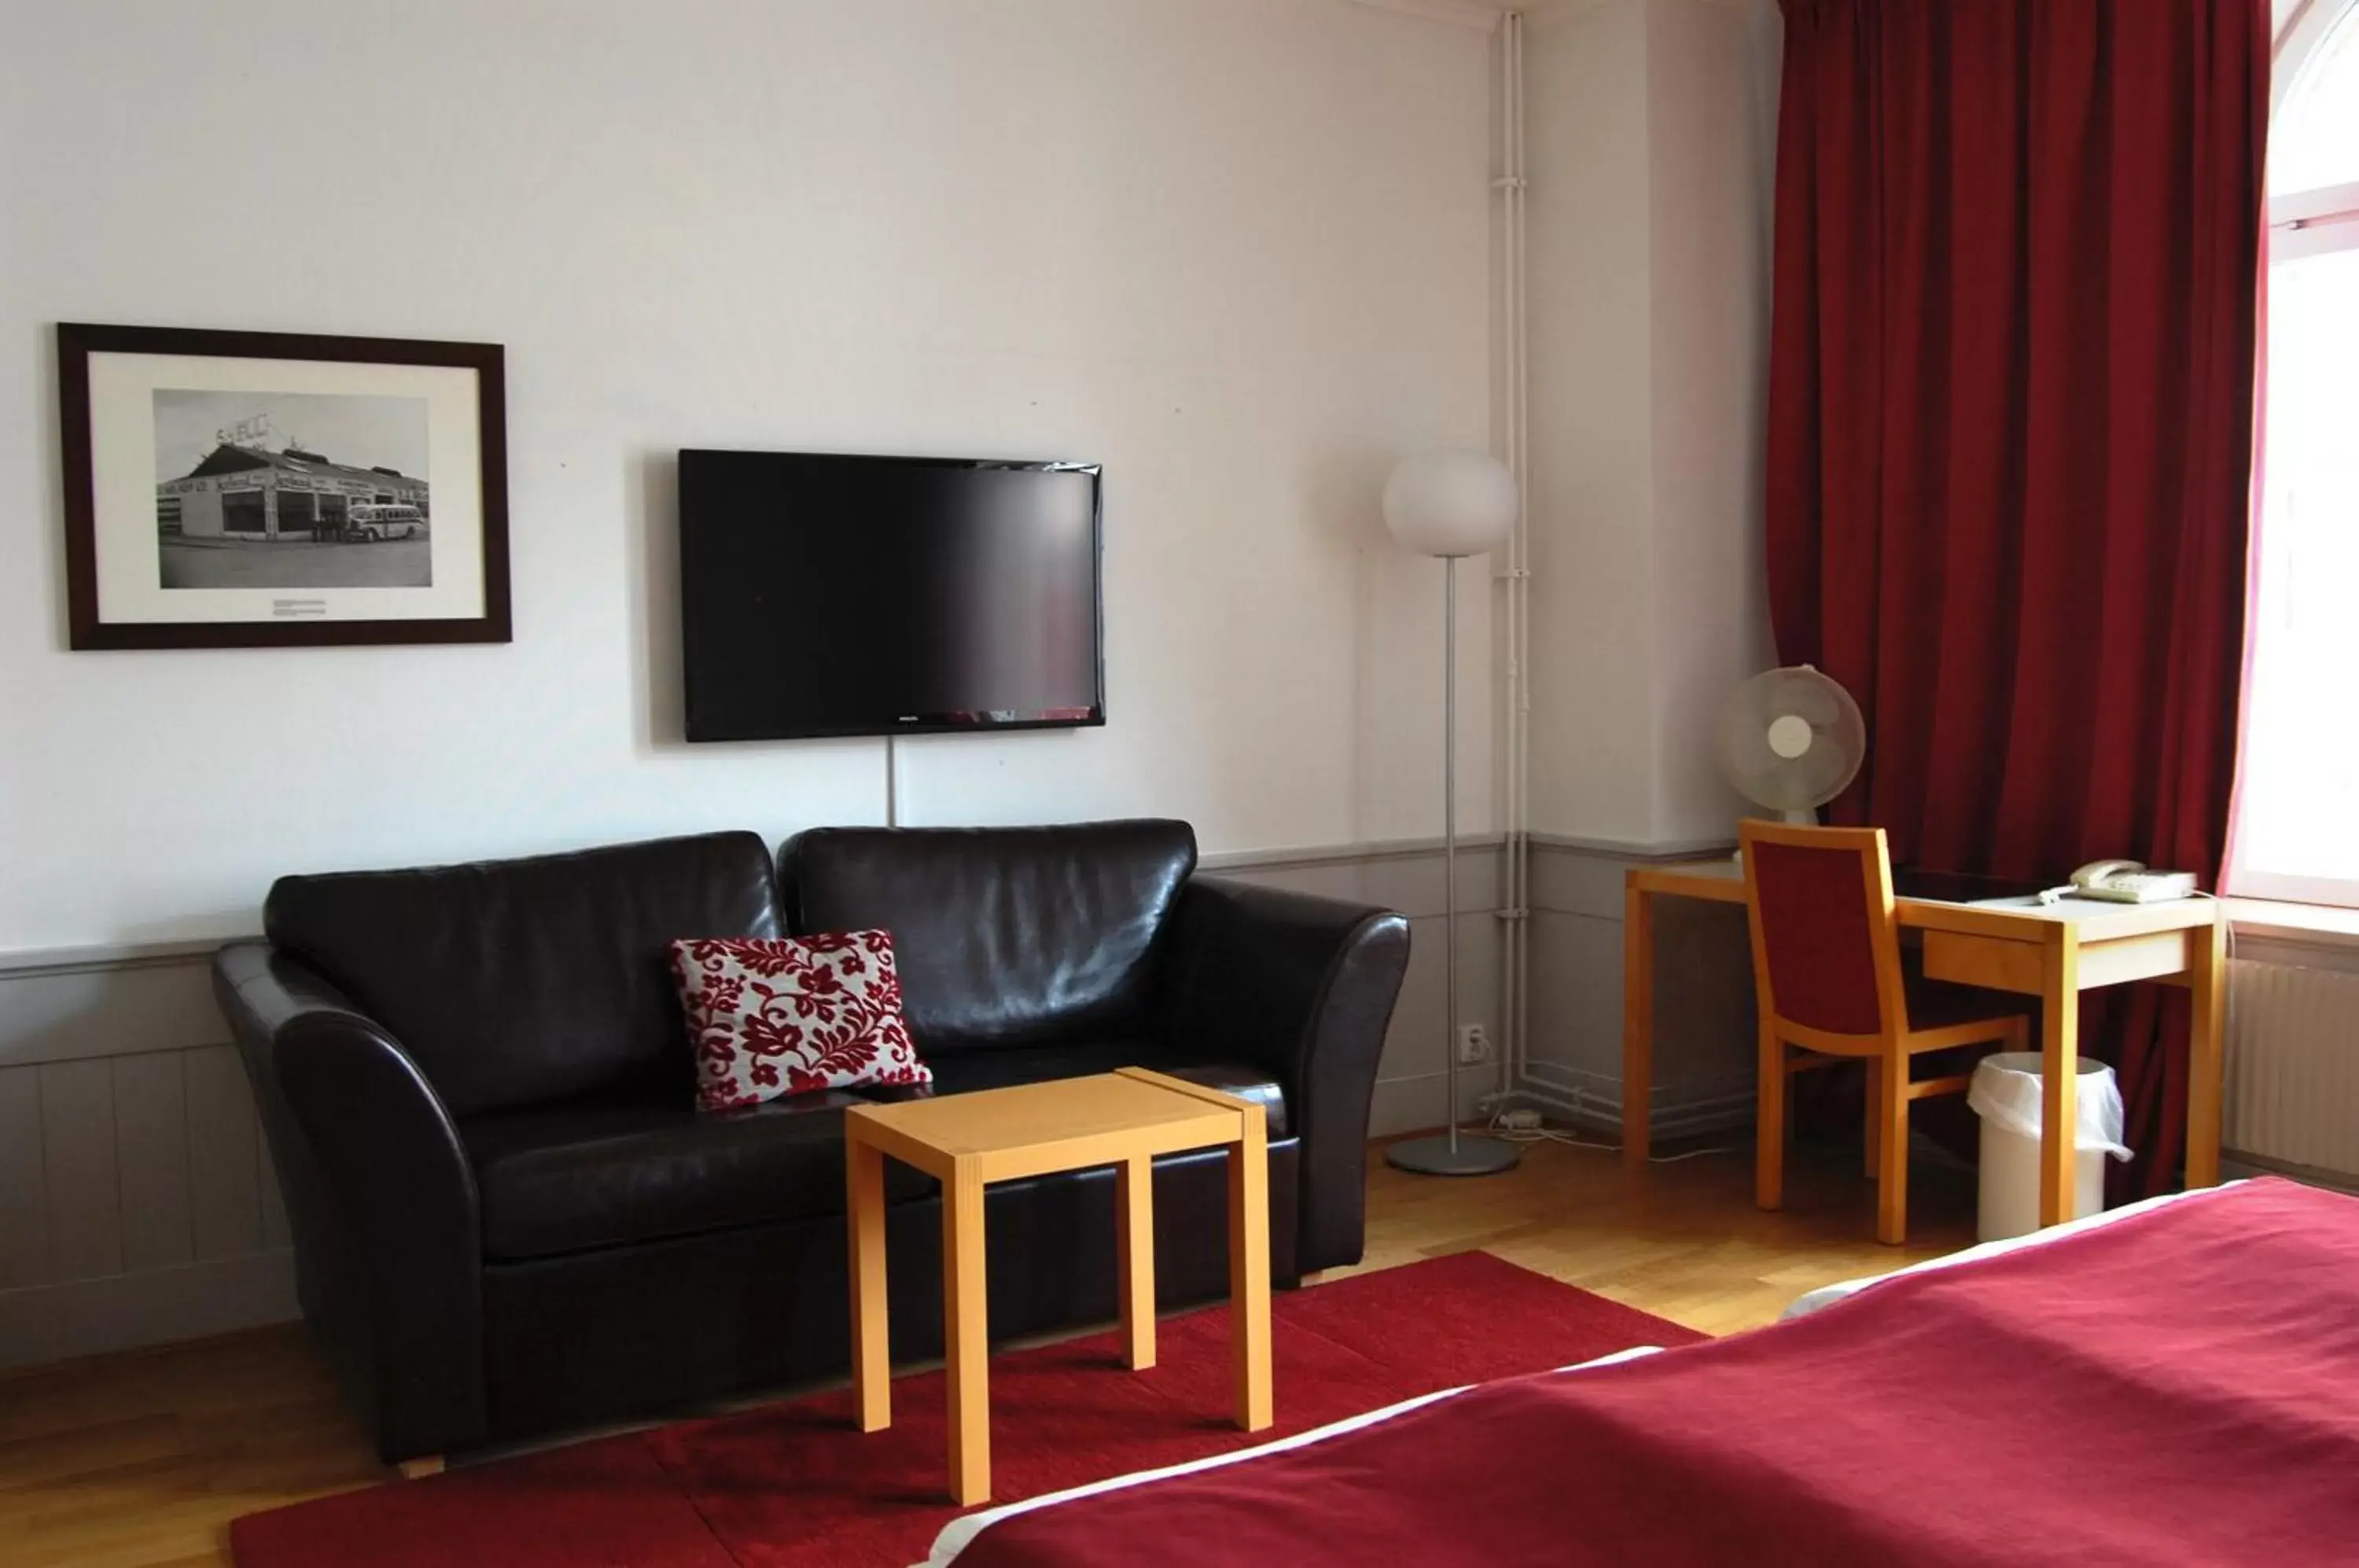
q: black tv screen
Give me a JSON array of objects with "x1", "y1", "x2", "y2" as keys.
[{"x1": 679, "y1": 450, "x2": 1104, "y2": 742}]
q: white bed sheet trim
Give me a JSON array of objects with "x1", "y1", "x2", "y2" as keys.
[
  {"x1": 918, "y1": 1345, "x2": 1666, "y2": 1567},
  {"x1": 1780, "y1": 1182, "x2": 2240, "y2": 1320}
]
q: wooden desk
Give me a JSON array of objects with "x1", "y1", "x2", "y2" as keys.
[
  {"x1": 1621, "y1": 859, "x2": 2227, "y2": 1228},
  {"x1": 844, "y1": 1068, "x2": 1273, "y2": 1506}
]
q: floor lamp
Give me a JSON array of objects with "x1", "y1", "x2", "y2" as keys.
[{"x1": 1382, "y1": 450, "x2": 1522, "y2": 1178}]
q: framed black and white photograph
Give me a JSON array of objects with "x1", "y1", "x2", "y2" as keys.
[{"x1": 57, "y1": 323, "x2": 510, "y2": 649}]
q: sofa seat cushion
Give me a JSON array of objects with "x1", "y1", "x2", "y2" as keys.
[
  {"x1": 466, "y1": 1047, "x2": 1290, "y2": 1263},
  {"x1": 465, "y1": 1091, "x2": 933, "y2": 1262},
  {"x1": 924, "y1": 1040, "x2": 1288, "y2": 1139}
]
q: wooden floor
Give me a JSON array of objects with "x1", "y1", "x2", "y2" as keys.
[
  {"x1": 0, "y1": 1135, "x2": 1974, "y2": 1567},
  {"x1": 1350, "y1": 1130, "x2": 1976, "y2": 1338}
]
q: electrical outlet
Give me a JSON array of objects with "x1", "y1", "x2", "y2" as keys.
[
  {"x1": 1500, "y1": 1108, "x2": 1544, "y2": 1132},
  {"x1": 1455, "y1": 1024, "x2": 1492, "y2": 1066}
]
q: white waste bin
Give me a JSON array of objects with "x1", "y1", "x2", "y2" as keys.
[{"x1": 1967, "y1": 1053, "x2": 2132, "y2": 1242}]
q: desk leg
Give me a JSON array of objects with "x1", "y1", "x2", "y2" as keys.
[
  {"x1": 944, "y1": 1158, "x2": 990, "y2": 1506},
  {"x1": 847, "y1": 1136, "x2": 890, "y2": 1433},
  {"x1": 2186, "y1": 914, "x2": 2228, "y2": 1190},
  {"x1": 2040, "y1": 933, "x2": 2081, "y2": 1228},
  {"x1": 1229, "y1": 1113, "x2": 1273, "y2": 1433},
  {"x1": 1622, "y1": 882, "x2": 1654, "y2": 1168},
  {"x1": 1116, "y1": 1153, "x2": 1156, "y2": 1371}
]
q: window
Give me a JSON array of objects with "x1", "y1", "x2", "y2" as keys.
[{"x1": 2227, "y1": 0, "x2": 2359, "y2": 905}]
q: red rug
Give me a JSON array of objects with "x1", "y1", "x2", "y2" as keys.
[{"x1": 230, "y1": 1251, "x2": 1704, "y2": 1568}]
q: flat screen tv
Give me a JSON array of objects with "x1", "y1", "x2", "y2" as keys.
[{"x1": 679, "y1": 449, "x2": 1104, "y2": 742}]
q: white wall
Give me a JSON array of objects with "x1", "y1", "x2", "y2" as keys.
[
  {"x1": 0, "y1": 0, "x2": 1497, "y2": 952},
  {"x1": 1522, "y1": 0, "x2": 1773, "y2": 851},
  {"x1": 1524, "y1": 0, "x2": 1661, "y2": 846},
  {"x1": 1516, "y1": 0, "x2": 1778, "y2": 1122},
  {"x1": 1642, "y1": 0, "x2": 1778, "y2": 844}
]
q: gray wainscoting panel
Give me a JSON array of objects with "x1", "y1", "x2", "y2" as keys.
[
  {"x1": 1207, "y1": 840, "x2": 1505, "y2": 1138},
  {"x1": 0, "y1": 1065, "x2": 50, "y2": 1292},
  {"x1": 1525, "y1": 841, "x2": 1629, "y2": 922},
  {"x1": 37, "y1": 1059, "x2": 127, "y2": 1285},
  {"x1": 0, "y1": 948, "x2": 228, "y2": 1067},
  {"x1": 1365, "y1": 910, "x2": 1506, "y2": 1138},
  {"x1": 0, "y1": 943, "x2": 293, "y2": 1368},
  {"x1": 1203, "y1": 836, "x2": 1502, "y2": 921},
  {"x1": 186, "y1": 1043, "x2": 269, "y2": 1261},
  {"x1": 1521, "y1": 838, "x2": 1757, "y2": 1138},
  {"x1": 1521, "y1": 907, "x2": 1624, "y2": 1120},
  {"x1": 112, "y1": 1051, "x2": 196, "y2": 1275},
  {"x1": 1640, "y1": 893, "x2": 1758, "y2": 1131},
  {"x1": 259, "y1": 1128, "x2": 293, "y2": 1250}
]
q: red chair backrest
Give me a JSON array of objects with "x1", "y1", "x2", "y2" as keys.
[{"x1": 1739, "y1": 822, "x2": 1897, "y2": 1040}]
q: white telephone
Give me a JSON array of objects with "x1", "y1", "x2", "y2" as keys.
[{"x1": 2063, "y1": 859, "x2": 2199, "y2": 904}]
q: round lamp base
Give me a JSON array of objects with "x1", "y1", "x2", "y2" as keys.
[{"x1": 1384, "y1": 1132, "x2": 1522, "y2": 1177}]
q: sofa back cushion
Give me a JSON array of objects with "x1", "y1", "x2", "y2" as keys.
[
  {"x1": 778, "y1": 820, "x2": 1196, "y2": 1055},
  {"x1": 264, "y1": 832, "x2": 782, "y2": 1119}
]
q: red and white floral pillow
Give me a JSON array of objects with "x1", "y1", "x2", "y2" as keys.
[{"x1": 668, "y1": 931, "x2": 933, "y2": 1113}]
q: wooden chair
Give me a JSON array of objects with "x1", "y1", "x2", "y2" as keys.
[{"x1": 1739, "y1": 820, "x2": 2030, "y2": 1245}]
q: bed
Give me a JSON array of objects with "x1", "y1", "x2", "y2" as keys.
[{"x1": 924, "y1": 1178, "x2": 2359, "y2": 1566}]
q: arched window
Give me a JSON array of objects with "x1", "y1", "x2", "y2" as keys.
[{"x1": 2227, "y1": 0, "x2": 2359, "y2": 905}]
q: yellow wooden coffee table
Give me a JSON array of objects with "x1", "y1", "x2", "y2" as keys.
[{"x1": 844, "y1": 1067, "x2": 1275, "y2": 1506}]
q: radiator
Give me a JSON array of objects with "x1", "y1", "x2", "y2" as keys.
[{"x1": 2225, "y1": 960, "x2": 2359, "y2": 1180}]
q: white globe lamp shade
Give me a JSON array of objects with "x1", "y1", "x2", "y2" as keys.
[{"x1": 1382, "y1": 449, "x2": 1518, "y2": 558}]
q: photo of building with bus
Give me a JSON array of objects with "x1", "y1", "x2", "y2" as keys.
[{"x1": 157, "y1": 443, "x2": 430, "y2": 543}]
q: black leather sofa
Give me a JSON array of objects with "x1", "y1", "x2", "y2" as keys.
[{"x1": 212, "y1": 819, "x2": 1411, "y2": 1463}]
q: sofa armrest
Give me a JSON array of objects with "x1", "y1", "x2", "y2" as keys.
[
  {"x1": 213, "y1": 942, "x2": 488, "y2": 1460},
  {"x1": 1162, "y1": 878, "x2": 1411, "y2": 1272}
]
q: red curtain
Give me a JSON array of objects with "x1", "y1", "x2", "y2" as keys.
[{"x1": 1765, "y1": 0, "x2": 2269, "y2": 1196}]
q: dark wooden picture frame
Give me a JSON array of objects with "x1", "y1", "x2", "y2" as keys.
[{"x1": 57, "y1": 322, "x2": 510, "y2": 650}]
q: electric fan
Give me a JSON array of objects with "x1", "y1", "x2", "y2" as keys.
[{"x1": 1716, "y1": 664, "x2": 1866, "y2": 823}]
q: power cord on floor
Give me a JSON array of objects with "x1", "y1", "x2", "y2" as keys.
[{"x1": 1474, "y1": 1110, "x2": 1739, "y2": 1164}]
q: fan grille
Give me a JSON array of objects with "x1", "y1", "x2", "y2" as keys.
[{"x1": 1717, "y1": 667, "x2": 1866, "y2": 813}]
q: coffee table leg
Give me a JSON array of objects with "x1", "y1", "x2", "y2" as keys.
[
  {"x1": 1117, "y1": 1153, "x2": 1157, "y2": 1371},
  {"x1": 847, "y1": 1136, "x2": 889, "y2": 1433},
  {"x1": 944, "y1": 1158, "x2": 991, "y2": 1505},
  {"x1": 1228, "y1": 1111, "x2": 1272, "y2": 1431}
]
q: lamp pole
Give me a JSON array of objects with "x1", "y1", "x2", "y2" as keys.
[
  {"x1": 1442, "y1": 553, "x2": 1463, "y2": 1154},
  {"x1": 1383, "y1": 541, "x2": 1519, "y2": 1178}
]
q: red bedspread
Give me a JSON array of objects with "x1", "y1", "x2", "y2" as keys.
[{"x1": 952, "y1": 1180, "x2": 2359, "y2": 1566}]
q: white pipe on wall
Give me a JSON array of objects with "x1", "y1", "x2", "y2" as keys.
[
  {"x1": 1492, "y1": 9, "x2": 1532, "y2": 1112},
  {"x1": 1512, "y1": 5, "x2": 1532, "y2": 1108}
]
